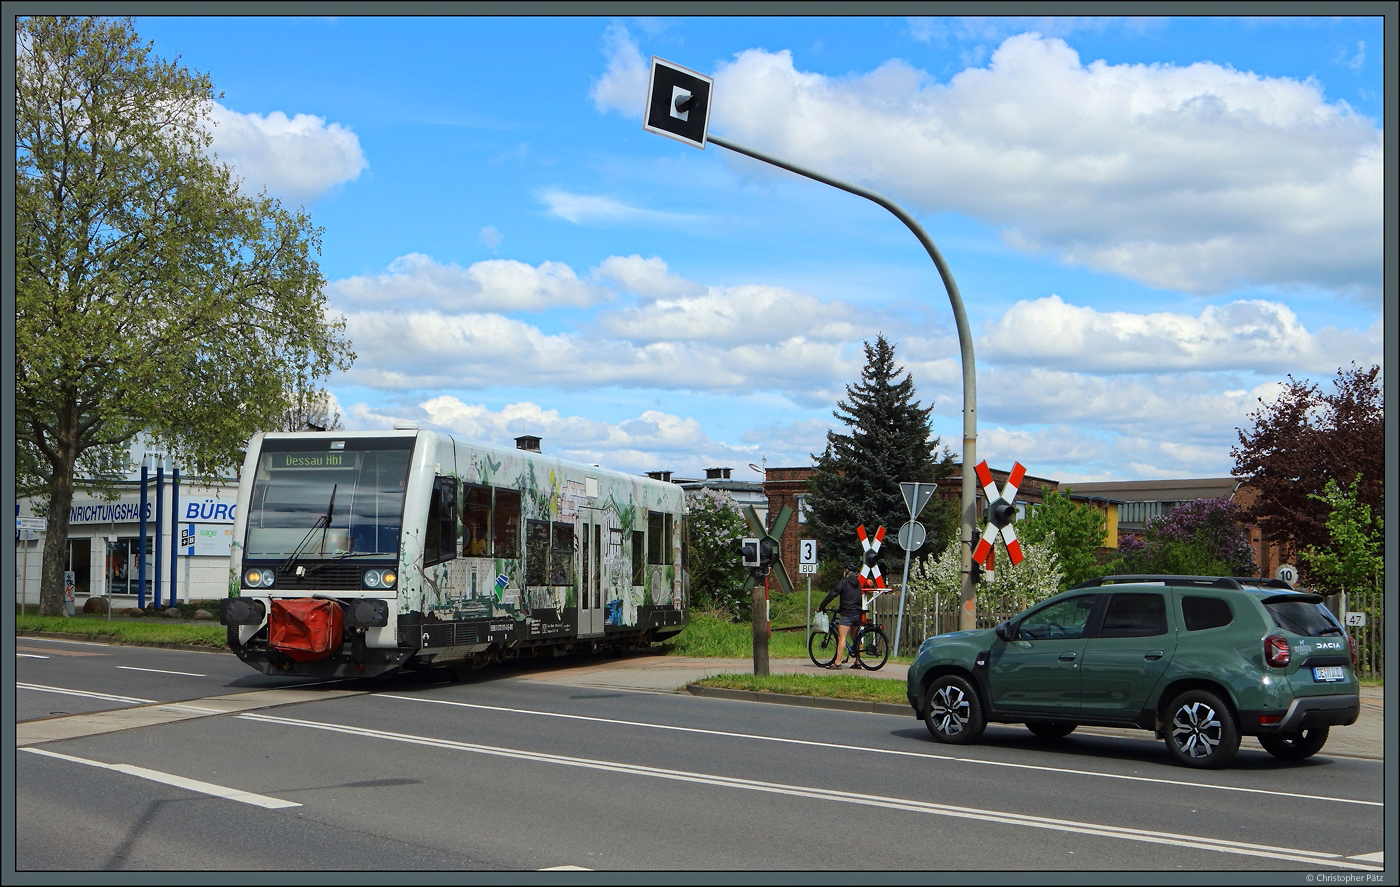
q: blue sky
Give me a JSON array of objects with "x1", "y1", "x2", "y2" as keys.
[{"x1": 126, "y1": 13, "x2": 1386, "y2": 485}]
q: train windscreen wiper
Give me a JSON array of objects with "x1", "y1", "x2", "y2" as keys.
[{"x1": 281, "y1": 484, "x2": 337, "y2": 575}]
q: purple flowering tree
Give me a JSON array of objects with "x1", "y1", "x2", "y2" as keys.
[{"x1": 1117, "y1": 497, "x2": 1257, "y2": 577}]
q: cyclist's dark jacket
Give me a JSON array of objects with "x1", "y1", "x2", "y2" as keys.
[{"x1": 819, "y1": 574, "x2": 863, "y2": 617}]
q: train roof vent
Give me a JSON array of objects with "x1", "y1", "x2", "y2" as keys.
[
  {"x1": 515, "y1": 435, "x2": 541, "y2": 452},
  {"x1": 393, "y1": 421, "x2": 419, "y2": 430}
]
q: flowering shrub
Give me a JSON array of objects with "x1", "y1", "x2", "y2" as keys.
[
  {"x1": 685, "y1": 488, "x2": 752, "y2": 619},
  {"x1": 1118, "y1": 497, "x2": 1256, "y2": 576},
  {"x1": 906, "y1": 533, "x2": 1063, "y2": 626}
]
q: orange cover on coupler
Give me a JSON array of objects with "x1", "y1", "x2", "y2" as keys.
[{"x1": 269, "y1": 598, "x2": 344, "y2": 661}]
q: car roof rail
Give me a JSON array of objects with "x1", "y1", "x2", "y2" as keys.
[
  {"x1": 1228, "y1": 577, "x2": 1296, "y2": 590},
  {"x1": 1070, "y1": 575, "x2": 1246, "y2": 590}
]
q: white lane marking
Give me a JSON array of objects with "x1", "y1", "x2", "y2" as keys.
[
  {"x1": 18, "y1": 683, "x2": 156, "y2": 705},
  {"x1": 240, "y1": 712, "x2": 1381, "y2": 871},
  {"x1": 1350, "y1": 851, "x2": 1385, "y2": 863},
  {"x1": 18, "y1": 653, "x2": 49, "y2": 659},
  {"x1": 377, "y1": 694, "x2": 1382, "y2": 808},
  {"x1": 21, "y1": 748, "x2": 300, "y2": 809},
  {"x1": 16, "y1": 637, "x2": 118, "y2": 648},
  {"x1": 117, "y1": 666, "x2": 207, "y2": 677}
]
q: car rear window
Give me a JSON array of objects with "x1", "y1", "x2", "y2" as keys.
[
  {"x1": 1265, "y1": 600, "x2": 1344, "y2": 637},
  {"x1": 1182, "y1": 595, "x2": 1233, "y2": 631}
]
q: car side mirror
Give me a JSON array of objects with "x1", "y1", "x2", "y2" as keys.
[{"x1": 994, "y1": 620, "x2": 1013, "y2": 642}]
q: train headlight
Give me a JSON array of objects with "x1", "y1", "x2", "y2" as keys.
[
  {"x1": 364, "y1": 568, "x2": 396, "y2": 589},
  {"x1": 243, "y1": 567, "x2": 275, "y2": 589}
]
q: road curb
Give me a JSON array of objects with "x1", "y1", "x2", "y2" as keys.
[{"x1": 685, "y1": 684, "x2": 911, "y2": 717}]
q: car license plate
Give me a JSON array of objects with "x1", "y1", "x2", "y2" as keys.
[{"x1": 1313, "y1": 666, "x2": 1345, "y2": 682}]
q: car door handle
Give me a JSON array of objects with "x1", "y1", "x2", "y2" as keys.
[
  {"x1": 1058, "y1": 652, "x2": 1077, "y2": 661},
  {"x1": 1144, "y1": 651, "x2": 1164, "y2": 660}
]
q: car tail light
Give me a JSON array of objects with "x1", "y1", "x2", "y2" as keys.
[
  {"x1": 1264, "y1": 634, "x2": 1291, "y2": 668},
  {"x1": 1348, "y1": 635, "x2": 1357, "y2": 667}
]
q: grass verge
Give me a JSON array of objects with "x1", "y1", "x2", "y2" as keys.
[
  {"x1": 691, "y1": 671, "x2": 910, "y2": 705},
  {"x1": 16, "y1": 612, "x2": 226, "y2": 647}
]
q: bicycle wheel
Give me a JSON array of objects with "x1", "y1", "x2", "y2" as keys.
[
  {"x1": 808, "y1": 629, "x2": 837, "y2": 667},
  {"x1": 856, "y1": 625, "x2": 890, "y2": 670}
]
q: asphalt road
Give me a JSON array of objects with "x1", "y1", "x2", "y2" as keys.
[{"x1": 12, "y1": 637, "x2": 1391, "y2": 876}]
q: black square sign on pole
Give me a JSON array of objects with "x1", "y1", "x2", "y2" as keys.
[{"x1": 644, "y1": 57, "x2": 713, "y2": 149}]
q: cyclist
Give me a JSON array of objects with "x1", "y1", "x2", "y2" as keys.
[{"x1": 818, "y1": 563, "x2": 864, "y2": 669}]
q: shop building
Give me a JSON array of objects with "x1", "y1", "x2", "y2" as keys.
[{"x1": 16, "y1": 447, "x2": 238, "y2": 611}]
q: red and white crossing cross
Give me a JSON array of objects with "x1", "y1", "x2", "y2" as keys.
[
  {"x1": 972, "y1": 461, "x2": 1026, "y2": 567},
  {"x1": 856, "y1": 524, "x2": 887, "y2": 589}
]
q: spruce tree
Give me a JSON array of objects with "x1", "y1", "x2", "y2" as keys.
[{"x1": 804, "y1": 335, "x2": 955, "y2": 569}]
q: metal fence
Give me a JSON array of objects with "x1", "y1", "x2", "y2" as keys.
[
  {"x1": 1335, "y1": 587, "x2": 1384, "y2": 680},
  {"x1": 873, "y1": 584, "x2": 1385, "y2": 679}
]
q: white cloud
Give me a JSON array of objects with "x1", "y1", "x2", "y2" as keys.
[
  {"x1": 540, "y1": 188, "x2": 703, "y2": 227},
  {"x1": 400, "y1": 396, "x2": 763, "y2": 478},
  {"x1": 980, "y1": 295, "x2": 1382, "y2": 373},
  {"x1": 204, "y1": 102, "x2": 367, "y2": 204},
  {"x1": 327, "y1": 252, "x2": 1378, "y2": 485},
  {"x1": 478, "y1": 226, "x2": 503, "y2": 250},
  {"x1": 328, "y1": 253, "x2": 608, "y2": 312},
  {"x1": 593, "y1": 255, "x2": 705, "y2": 301},
  {"x1": 590, "y1": 22, "x2": 649, "y2": 115},
  {"x1": 684, "y1": 33, "x2": 1381, "y2": 302}
]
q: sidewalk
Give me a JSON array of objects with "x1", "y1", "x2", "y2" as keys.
[{"x1": 518, "y1": 654, "x2": 1386, "y2": 761}]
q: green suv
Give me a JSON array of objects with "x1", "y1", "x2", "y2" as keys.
[{"x1": 906, "y1": 576, "x2": 1360, "y2": 768}]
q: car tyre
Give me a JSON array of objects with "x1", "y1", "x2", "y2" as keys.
[
  {"x1": 1258, "y1": 727, "x2": 1329, "y2": 761},
  {"x1": 1026, "y1": 721, "x2": 1076, "y2": 740},
  {"x1": 1164, "y1": 689, "x2": 1240, "y2": 769},
  {"x1": 922, "y1": 674, "x2": 986, "y2": 745}
]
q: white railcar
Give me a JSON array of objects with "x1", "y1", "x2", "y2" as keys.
[{"x1": 221, "y1": 430, "x2": 687, "y2": 677}]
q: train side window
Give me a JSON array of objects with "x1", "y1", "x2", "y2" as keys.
[
  {"x1": 648, "y1": 511, "x2": 671, "y2": 564},
  {"x1": 493, "y1": 487, "x2": 520, "y2": 557},
  {"x1": 551, "y1": 522, "x2": 575, "y2": 586},
  {"x1": 424, "y1": 477, "x2": 457, "y2": 566},
  {"x1": 632, "y1": 531, "x2": 645, "y2": 586},
  {"x1": 526, "y1": 520, "x2": 550, "y2": 585},
  {"x1": 463, "y1": 484, "x2": 491, "y2": 556}
]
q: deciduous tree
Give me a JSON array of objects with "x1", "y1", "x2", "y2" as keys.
[
  {"x1": 16, "y1": 16, "x2": 354, "y2": 615},
  {"x1": 1016, "y1": 487, "x2": 1109, "y2": 589},
  {"x1": 1231, "y1": 364, "x2": 1382, "y2": 561}
]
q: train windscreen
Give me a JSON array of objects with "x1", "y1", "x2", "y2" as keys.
[{"x1": 244, "y1": 438, "x2": 413, "y2": 559}]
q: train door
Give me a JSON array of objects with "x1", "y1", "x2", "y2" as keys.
[{"x1": 579, "y1": 516, "x2": 605, "y2": 635}]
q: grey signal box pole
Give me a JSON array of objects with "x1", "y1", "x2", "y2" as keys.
[{"x1": 643, "y1": 58, "x2": 981, "y2": 632}]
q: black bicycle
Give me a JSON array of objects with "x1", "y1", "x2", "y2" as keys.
[{"x1": 808, "y1": 601, "x2": 891, "y2": 671}]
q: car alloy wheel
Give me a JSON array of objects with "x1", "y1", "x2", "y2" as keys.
[
  {"x1": 1165, "y1": 689, "x2": 1239, "y2": 769},
  {"x1": 923, "y1": 674, "x2": 986, "y2": 745}
]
